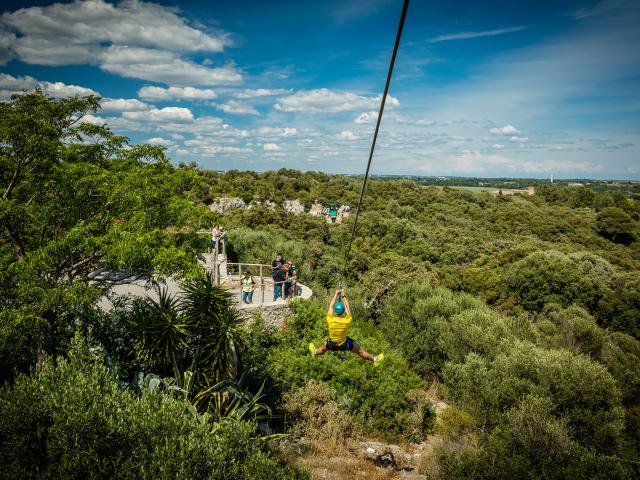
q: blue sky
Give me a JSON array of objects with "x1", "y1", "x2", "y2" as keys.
[{"x1": 1, "y1": 0, "x2": 639, "y2": 179}]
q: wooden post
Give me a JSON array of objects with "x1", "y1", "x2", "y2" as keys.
[
  {"x1": 239, "y1": 264, "x2": 243, "y2": 304},
  {"x1": 213, "y1": 253, "x2": 218, "y2": 286}
]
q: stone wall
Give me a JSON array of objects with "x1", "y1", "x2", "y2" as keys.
[{"x1": 237, "y1": 302, "x2": 292, "y2": 330}]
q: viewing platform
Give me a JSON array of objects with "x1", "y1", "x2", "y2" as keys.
[
  {"x1": 96, "y1": 248, "x2": 312, "y2": 319},
  {"x1": 202, "y1": 253, "x2": 312, "y2": 309}
]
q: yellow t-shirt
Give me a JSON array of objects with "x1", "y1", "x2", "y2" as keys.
[{"x1": 326, "y1": 314, "x2": 352, "y2": 346}]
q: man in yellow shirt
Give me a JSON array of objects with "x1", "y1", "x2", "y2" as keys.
[{"x1": 309, "y1": 289, "x2": 384, "y2": 365}]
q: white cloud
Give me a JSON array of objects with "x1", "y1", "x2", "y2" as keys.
[
  {"x1": 263, "y1": 143, "x2": 281, "y2": 151},
  {"x1": 201, "y1": 146, "x2": 253, "y2": 155},
  {"x1": 492, "y1": 144, "x2": 505, "y2": 149},
  {"x1": 256, "y1": 127, "x2": 298, "y2": 137},
  {"x1": 274, "y1": 88, "x2": 398, "y2": 114},
  {"x1": 39, "y1": 81, "x2": 98, "y2": 97},
  {"x1": 101, "y1": 98, "x2": 149, "y2": 112},
  {"x1": 490, "y1": 124, "x2": 521, "y2": 136},
  {"x1": 234, "y1": 88, "x2": 291, "y2": 98},
  {"x1": 392, "y1": 114, "x2": 436, "y2": 126},
  {"x1": 510, "y1": 136, "x2": 529, "y2": 143},
  {"x1": 216, "y1": 100, "x2": 260, "y2": 115},
  {"x1": 449, "y1": 150, "x2": 514, "y2": 174},
  {"x1": 175, "y1": 148, "x2": 190, "y2": 155},
  {"x1": 573, "y1": 0, "x2": 625, "y2": 20},
  {"x1": 166, "y1": 117, "x2": 248, "y2": 137},
  {"x1": 123, "y1": 107, "x2": 194, "y2": 122},
  {"x1": 0, "y1": 0, "x2": 240, "y2": 85},
  {"x1": 0, "y1": 73, "x2": 99, "y2": 99},
  {"x1": 2, "y1": 0, "x2": 227, "y2": 56},
  {"x1": 81, "y1": 114, "x2": 107, "y2": 126},
  {"x1": 137, "y1": 85, "x2": 217, "y2": 101},
  {"x1": 336, "y1": 130, "x2": 360, "y2": 140},
  {"x1": 99, "y1": 46, "x2": 241, "y2": 86},
  {"x1": 147, "y1": 137, "x2": 175, "y2": 146},
  {"x1": 430, "y1": 26, "x2": 527, "y2": 43},
  {"x1": 0, "y1": 29, "x2": 16, "y2": 66},
  {"x1": 354, "y1": 111, "x2": 379, "y2": 124},
  {"x1": 520, "y1": 159, "x2": 603, "y2": 174}
]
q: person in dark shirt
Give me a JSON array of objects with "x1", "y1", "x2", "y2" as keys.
[
  {"x1": 271, "y1": 253, "x2": 283, "y2": 280},
  {"x1": 273, "y1": 260, "x2": 287, "y2": 301}
]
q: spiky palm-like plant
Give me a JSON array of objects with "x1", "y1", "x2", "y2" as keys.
[
  {"x1": 127, "y1": 287, "x2": 187, "y2": 378},
  {"x1": 181, "y1": 271, "x2": 243, "y2": 384}
]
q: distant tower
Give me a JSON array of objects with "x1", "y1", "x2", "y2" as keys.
[{"x1": 550, "y1": 172, "x2": 554, "y2": 184}]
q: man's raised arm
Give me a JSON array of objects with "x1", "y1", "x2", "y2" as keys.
[{"x1": 327, "y1": 289, "x2": 339, "y2": 315}]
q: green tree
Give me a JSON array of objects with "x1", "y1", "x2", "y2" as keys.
[
  {"x1": 597, "y1": 272, "x2": 640, "y2": 339},
  {"x1": 0, "y1": 91, "x2": 210, "y2": 378},
  {"x1": 596, "y1": 207, "x2": 636, "y2": 244},
  {"x1": 504, "y1": 250, "x2": 606, "y2": 312}
]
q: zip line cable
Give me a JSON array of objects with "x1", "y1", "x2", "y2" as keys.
[{"x1": 341, "y1": 0, "x2": 410, "y2": 279}]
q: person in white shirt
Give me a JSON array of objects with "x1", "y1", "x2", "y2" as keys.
[{"x1": 211, "y1": 224, "x2": 225, "y2": 255}]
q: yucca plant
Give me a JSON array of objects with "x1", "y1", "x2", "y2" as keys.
[
  {"x1": 127, "y1": 287, "x2": 188, "y2": 378},
  {"x1": 180, "y1": 271, "x2": 243, "y2": 384}
]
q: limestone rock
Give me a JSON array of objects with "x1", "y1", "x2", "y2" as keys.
[
  {"x1": 429, "y1": 399, "x2": 448, "y2": 415},
  {"x1": 248, "y1": 200, "x2": 275, "y2": 210},
  {"x1": 358, "y1": 441, "x2": 418, "y2": 471},
  {"x1": 309, "y1": 202, "x2": 324, "y2": 216},
  {"x1": 283, "y1": 199, "x2": 305, "y2": 214},
  {"x1": 209, "y1": 197, "x2": 246, "y2": 214}
]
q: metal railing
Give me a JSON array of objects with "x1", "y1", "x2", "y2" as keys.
[{"x1": 226, "y1": 262, "x2": 300, "y2": 306}]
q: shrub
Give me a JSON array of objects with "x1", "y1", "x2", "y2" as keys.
[
  {"x1": 540, "y1": 304, "x2": 605, "y2": 357},
  {"x1": 0, "y1": 309, "x2": 39, "y2": 384},
  {"x1": 504, "y1": 250, "x2": 611, "y2": 312},
  {"x1": 442, "y1": 342, "x2": 624, "y2": 452},
  {"x1": 597, "y1": 272, "x2": 640, "y2": 339},
  {"x1": 0, "y1": 335, "x2": 306, "y2": 480},
  {"x1": 535, "y1": 305, "x2": 640, "y2": 404},
  {"x1": 283, "y1": 380, "x2": 356, "y2": 443},
  {"x1": 601, "y1": 332, "x2": 640, "y2": 403},
  {"x1": 430, "y1": 395, "x2": 632, "y2": 480},
  {"x1": 436, "y1": 405, "x2": 476, "y2": 440},
  {"x1": 379, "y1": 281, "x2": 478, "y2": 374},
  {"x1": 379, "y1": 280, "x2": 535, "y2": 374},
  {"x1": 596, "y1": 207, "x2": 636, "y2": 245},
  {"x1": 267, "y1": 299, "x2": 430, "y2": 441}
]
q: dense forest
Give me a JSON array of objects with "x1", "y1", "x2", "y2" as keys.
[{"x1": 1, "y1": 93, "x2": 639, "y2": 479}]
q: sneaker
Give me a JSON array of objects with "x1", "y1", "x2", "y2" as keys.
[
  {"x1": 309, "y1": 342, "x2": 316, "y2": 357},
  {"x1": 373, "y1": 353, "x2": 385, "y2": 367}
]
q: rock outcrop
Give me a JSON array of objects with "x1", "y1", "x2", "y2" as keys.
[
  {"x1": 283, "y1": 199, "x2": 305, "y2": 214},
  {"x1": 209, "y1": 197, "x2": 246, "y2": 214}
]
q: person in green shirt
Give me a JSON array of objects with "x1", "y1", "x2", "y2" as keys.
[
  {"x1": 309, "y1": 289, "x2": 384, "y2": 365},
  {"x1": 241, "y1": 271, "x2": 255, "y2": 304}
]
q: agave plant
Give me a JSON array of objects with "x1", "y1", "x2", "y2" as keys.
[
  {"x1": 180, "y1": 271, "x2": 244, "y2": 384},
  {"x1": 194, "y1": 377, "x2": 272, "y2": 424},
  {"x1": 127, "y1": 287, "x2": 188, "y2": 378}
]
